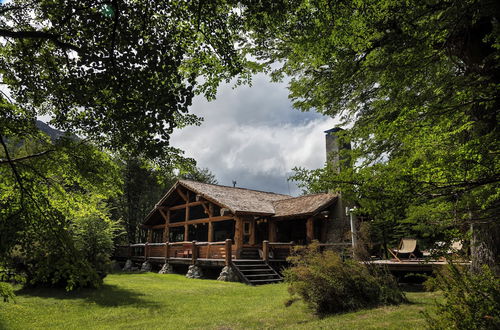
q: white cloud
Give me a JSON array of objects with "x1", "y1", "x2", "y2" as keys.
[{"x1": 171, "y1": 74, "x2": 340, "y2": 195}]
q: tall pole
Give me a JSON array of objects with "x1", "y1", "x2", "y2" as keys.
[{"x1": 348, "y1": 207, "x2": 357, "y2": 250}]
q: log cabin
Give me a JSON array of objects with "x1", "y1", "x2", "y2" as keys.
[{"x1": 115, "y1": 128, "x2": 355, "y2": 284}]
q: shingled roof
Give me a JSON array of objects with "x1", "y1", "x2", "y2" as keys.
[
  {"x1": 272, "y1": 193, "x2": 337, "y2": 218},
  {"x1": 145, "y1": 180, "x2": 337, "y2": 224},
  {"x1": 178, "y1": 180, "x2": 291, "y2": 215}
]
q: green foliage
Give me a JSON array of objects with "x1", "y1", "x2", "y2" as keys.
[
  {"x1": 0, "y1": 0, "x2": 251, "y2": 159},
  {"x1": 0, "y1": 282, "x2": 15, "y2": 302},
  {"x1": 244, "y1": 0, "x2": 500, "y2": 268},
  {"x1": 284, "y1": 243, "x2": 406, "y2": 315},
  {"x1": 1, "y1": 119, "x2": 122, "y2": 290},
  {"x1": 70, "y1": 196, "x2": 122, "y2": 276},
  {"x1": 424, "y1": 265, "x2": 500, "y2": 330}
]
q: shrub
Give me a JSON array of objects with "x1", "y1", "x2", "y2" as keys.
[
  {"x1": 0, "y1": 282, "x2": 15, "y2": 302},
  {"x1": 424, "y1": 264, "x2": 500, "y2": 330},
  {"x1": 284, "y1": 242, "x2": 406, "y2": 315}
]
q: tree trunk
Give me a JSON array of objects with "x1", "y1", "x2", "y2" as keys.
[{"x1": 470, "y1": 221, "x2": 500, "y2": 276}]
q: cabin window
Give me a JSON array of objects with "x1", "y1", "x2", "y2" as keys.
[
  {"x1": 152, "y1": 229, "x2": 164, "y2": 243},
  {"x1": 188, "y1": 223, "x2": 208, "y2": 241},
  {"x1": 170, "y1": 208, "x2": 186, "y2": 223},
  {"x1": 189, "y1": 205, "x2": 207, "y2": 220},
  {"x1": 213, "y1": 220, "x2": 234, "y2": 242},
  {"x1": 169, "y1": 226, "x2": 185, "y2": 242}
]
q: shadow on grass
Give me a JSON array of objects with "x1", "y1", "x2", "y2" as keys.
[{"x1": 15, "y1": 282, "x2": 157, "y2": 308}]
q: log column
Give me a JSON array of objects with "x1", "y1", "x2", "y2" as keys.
[
  {"x1": 234, "y1": 217, "x2": 242, "y2": 258},
  {"x1": 306, "y1": 217, "x2": 314, "y2": 243}
]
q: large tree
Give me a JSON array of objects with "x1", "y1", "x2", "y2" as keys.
[
  {"x1": 0, "y1": 0, "x2": 245, "y2": 288},
  {"x1": 0, "y1": 0, "x2": 248, "y2": 159},
  {"x1": 243, "y1": 0, "x2": 499, "y2": 272}
]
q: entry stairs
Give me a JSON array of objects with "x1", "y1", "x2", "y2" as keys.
[{"x1": 232, "y1": 260, "x2": 283, "y2": 285}]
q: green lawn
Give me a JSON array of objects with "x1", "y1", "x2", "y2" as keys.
[{"x1": 0, "y1": 273, "x2": 438, "y2": 329}]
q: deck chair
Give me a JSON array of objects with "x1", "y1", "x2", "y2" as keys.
[{"x1": 388, "y1": 238, "x2": 418, "y2": 262}]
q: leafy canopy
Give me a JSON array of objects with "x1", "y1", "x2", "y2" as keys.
[
  {"x1": 0, "y1": 0, "x2": 250, "y2": 159},
  {"x1": 242, "y1": 0, "x2": 499, "y2": 263}
]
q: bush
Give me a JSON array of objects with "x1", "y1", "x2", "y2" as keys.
[
  {"x1": 424, "y1": 264, "x2": 500, "y2": 329},
  {"x1": 0, "y1": 282, "x2": 15, "y2": 302},
  {"x1": 284, "y1": 242, "x2": 406, "y2": 315}
]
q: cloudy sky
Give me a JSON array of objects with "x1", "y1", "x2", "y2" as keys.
[{"x1": 171, "y1": 73, "x2": 339, "y2": 196}]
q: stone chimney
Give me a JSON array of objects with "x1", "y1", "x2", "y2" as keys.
[
  {"x1": 324, "y1": 127, "x2": 352, "y2": 243},
  {"x1": 324, "y1": 127, "x2": 351, "y2": 173}
]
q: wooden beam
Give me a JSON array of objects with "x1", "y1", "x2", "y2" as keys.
[
  {"x1": 306, "y1": 217, "x2": 314, "y2": 243},
  {"x1": 184, "y1": 223, "x2": 188, "y2": 241},
  {"x1": 158, "y1": 207, "x2": 169, "y2": 223},
  {"x1": 176, "y1": 188, "x2": 188, "y2": 202},
  {"x1": 201, "y1": 202, "x2": 209, "y2": 215},
  {"x1": 169, "y1": 201, "x2": 205, "y2": 211},
  {"x1": 151, "y1": 224, "x2": 167, "y2": 229},
  {"x1": 167, "y1": 216, "x2": 234, "y2": 227},
  {"x1": 208, "y1": 203, "x2": 214, "y2": 217}
]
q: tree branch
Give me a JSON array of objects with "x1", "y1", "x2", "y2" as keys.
[
  {"x1": 0, "y1": 28, "x2": 81, "y2": 52},
  {"x1": 0, "y1": 149, "x2": 55, "y2": 165}
]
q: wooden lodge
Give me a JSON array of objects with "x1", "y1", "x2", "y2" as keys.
[
  {"x1": 115, "y1": 179, "x2": 353, "y2": 283},
  {"x1": 114, "y1": 128, "x2": 457, "y2": 283}
]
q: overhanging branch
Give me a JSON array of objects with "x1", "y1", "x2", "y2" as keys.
[
  {"x1": 0, "y1": 149, "x2": 55, "y2": 165},
  {"x1": 0, "y1": 28, "x2": 81, "y2": 52}
]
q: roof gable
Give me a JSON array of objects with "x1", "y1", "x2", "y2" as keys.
[{"x1": 178, "y1": 180, "x2": 291, "y2": 215}]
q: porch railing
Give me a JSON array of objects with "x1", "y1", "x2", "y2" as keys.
[
  {"x1": 115, "y1": 239, "x2": 236, "y2": 265},
  {"x1": 115, "y1": 240, "x2": 352, "y2": 264}
]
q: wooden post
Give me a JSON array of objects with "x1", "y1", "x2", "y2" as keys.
[
  {"x1": 208, "y1": 221, "x2": 213, "y2": 242},
  {"x1": 184, "y1": 224, "x2": 189, "y2": 242},
  {"x1": 144, "y1": 242, "x2": 148, "y2": 260},
  {"x1": 306, "y1": 217, "x2": 314, "y2": 243},
  {"x1": 234, "y1": 217, "x2": 242, "y2": 258},
  {"x1": 192, "y1": 241, "x2": 198, "y2": 265},
  {"x1": 164, "y1": 243, "x2": 170, "y2": 262},
  {"x1": 225, "y1": 239, "x2": 232, "y2": 266},
  {"x1": 263, "y1": 240, "x2": 269, "y2": 262},
  {"x1": 249, "y1": 220, "x2": 256, "y2": 245}
]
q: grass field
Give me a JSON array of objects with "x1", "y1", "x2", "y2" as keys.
[{"x1": 0, "y1": 273, "x2": 438, "y2": 329}]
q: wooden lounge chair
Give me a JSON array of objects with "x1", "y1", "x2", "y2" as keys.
[{"x1": 388, "y1": 238, "x2": 418, "y2": 262}]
